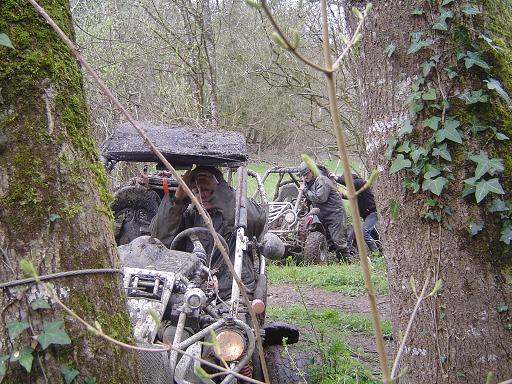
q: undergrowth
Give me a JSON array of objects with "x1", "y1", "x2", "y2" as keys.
[
  {"x1": 308, "y1": 340, "x2": 381, "y2": 384},
  {"x1": 268, "y1": 306, "x2": 392, "y2": 339}
]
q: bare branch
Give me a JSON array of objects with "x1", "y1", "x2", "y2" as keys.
[{"x1": 391, "y1": 273, "x2": 432, "y2": 379}]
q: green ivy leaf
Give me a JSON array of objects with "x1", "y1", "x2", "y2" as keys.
[
  {"x1": 423, "y1": 176, "x2": 448, "y2": 196},
  {"x1": 406, "y1": 91, "x2": 422, "y2": 104},
  {"x1": 84, "y1": 377, "x2": 97, "y2": 384},
  {"x1": 422, "y1": 88, "x2": 437, "y2": 101},
  {"x1": 423, "y1": 164, "x2": 441, "y2": 179},
  {"x1": 462, "y1": 4, "x2": 482, "y2": 15},
  {"x1": 500, "y1": 227, "x2": 512, "y2": 245},
  {"x1": 7, "y1": 321, "x2": 30, "y2": 340},
  {"x1": 441, "y1": 0, "x2": 454, "y2": 5},
  {"x1": 423, "y1": 116, "x2": 441, "y2": 131},
  {"x1": 385, "y1": 137, "x2": 398, "y2": 160},
  {"x1": 10, "y1": 347, "x2": 34, "y2": 372},
  {"x1": 390, "y1": 154, "x2": 412, "y2": 174},
  {"x1": 485, "y1": 78, "x2": 511, "y2": 105},
  {"x1": 475, "y1": 178, "x2": 505, "y2": 203},
  {"x1": 409, "y1": 101, "x2": 424, "y2": 116},
  {"x1": 421, "y1": 60, "x2": 436, "y2": 77},
  {"x1": 384, "y1": 43, "x2": 396, "y2": 58},
  {"x1": 432, "y1": 143, "x2": 452, "y2": 161},
  {"x1": 403, "y1": 179, "x2": 420, "y2": 193},
  {"x1": 444, "y1": 66, "x2": 458, "y2": 79},
  {"x1": 489, "y1": 199, "x2": 509, "y2": 213},
  {"x1": 412, "y1": 8, "x2": 424, "y2": 15},
  {"x1": 38, "y1": 320, "x2": 72, "y2": 350},
  {"x1": 432, "y1": 9, "x2": 453, "y2": 31},
  {"x1": 469, "y1": 222, "x2": 484, "y2": 237},
  {"x1": 430, "y1": 54, "x2": 441, "y2": 63},
  {"x1": 424, "y1": 199, "x2": 439, "y2": 208},
  {"x1": 398, "y1": 119, "x2": 413, "y2": 137},
  {"x1": 456, "y1": 51, "x2": 467, "y2": 61},
  {"x1": 463, "y1": 181, "x2": 476, "y2": 197},
  {"x1": 464, "y1": 51, "x2": 491, "y2": 69},
  {"x1": 411, "y1": 76, "x2": 425, "y2": 92},
  {"x1": 469, "y1": 151, "x2": 504, "y2": 179},
  {"x1": 469, "y1": 117, "x2": 488, "y2": 136},
  {"x1": 408, "y1": 39, "x2": 433, "y2": 55},
  {"x1": 410, "y1": 147, "x2": 428, "y2": 163},
  {"x1": 31, "y1": 298, "x2": 51, "y2": 310},
  {"x1": 396, "y1": 141, "x2": 411, "y2": 154},
  {"x1": 459, "y1": 89, "x2": 489, "y2": 104},
  {"x1": 60, "y1": 366, "x2": 79, "y2": 384},
  {"x1": 0, "y1": 33, "x2": 14, "y2": 49},
  {"x1": 388, "y1": 199, "x2": 400, "y2": 220},
  {"x1": 495, "y1": 132, "x2": 510, "y2": 141},
  {"x1": 436, "y1": 119, "x2": 463, "y2": 144}
]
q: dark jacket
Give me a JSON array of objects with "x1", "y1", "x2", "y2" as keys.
[
  {"x1": 335, "y1": 174, "x2": 376, "y2": 219},
  {"x1": 149, "y1": 181, "x2": 266, "y2": 299},
  {"x1": 303, "y1": 175, "x2": 345, "y2": 223}
]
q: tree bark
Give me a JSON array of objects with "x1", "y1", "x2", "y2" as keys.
[
  {"x1": 352, "y1": 0, "x2": 512, "y2": 382},
  {"x1": 0, "y1": 1, "x2": 139, "y2": 382}
]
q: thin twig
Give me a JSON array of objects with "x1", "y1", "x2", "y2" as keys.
[
  {"x1": 332, "y1": 14, "x2": 366, "y2": 70},
  {"x1": 390, "y1": 272, "x2": 431, "y2": 379},
  {"x1": 319, "y1": 0, "x2": 391, "y2": 382},
  {"x1": 27, "y1": 0, "x2": 269, "y2": 381},
  {"x1": 260, "y1": 0, "x2": 330, "y2": 74}
]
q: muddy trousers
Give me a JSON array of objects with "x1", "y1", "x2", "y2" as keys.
[{"x1": 325, "y1": 218, "x2": 350, "y2": 257}]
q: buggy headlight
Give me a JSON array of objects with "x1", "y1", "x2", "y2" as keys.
[
  {"x1": 284, "y1": 210, "x2": 296, "y2": 224},
  {"x1": 216, "y1": 329, "x2": 246, "y2": 362}
]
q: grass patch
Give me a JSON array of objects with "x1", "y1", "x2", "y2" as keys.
[
  {"x1": 267, "y1": 258, "x2": 389, "y2": 296},
  {"x1": 267, "y1": 306, "x2": 392, "y2": 339},
  {"x1": 309, "y1": 340, "x2": 381, "y2": 384}
]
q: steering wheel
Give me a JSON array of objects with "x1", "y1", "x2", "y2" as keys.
[{"x1": 169, "y1": 227, "x2": 230, "y2": 261}]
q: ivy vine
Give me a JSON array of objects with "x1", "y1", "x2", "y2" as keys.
[{"x1": 385, "y1": 0, "x2": 512, "y2": 245}]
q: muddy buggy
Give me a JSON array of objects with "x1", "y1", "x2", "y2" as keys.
[
  {"x1": 102, "y1": 122, "x2": 302, "y2": 383},
  {"x1": 259, "y1": 166, "x2": 333, "y2": 264}
]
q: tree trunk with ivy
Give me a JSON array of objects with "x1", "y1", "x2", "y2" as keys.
[
  {"x1": 351, "y1": 0, "x2": 512, "y2": 382},
  {"x1": 0, "y1": 1, "x2": 139, "y2": 382}
]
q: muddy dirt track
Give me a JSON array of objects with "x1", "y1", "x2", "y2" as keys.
[{"x1": 267, "y1": 283, "x2": 395, "y2": 376}]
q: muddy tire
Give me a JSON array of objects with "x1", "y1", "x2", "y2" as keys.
[
  {"x1": 265, "y1": 345, "x2": 308, "y2": 384},
  {"x1": 303, "y1": 231, "x2": 329, "y2": 265},
  {"x1": 277, "y1": 184, "x2": 299, "y2": 202}
]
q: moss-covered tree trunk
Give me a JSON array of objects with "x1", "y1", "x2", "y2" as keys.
[
  {"x1": 0, "y1": 1, "x2": 140, "y2": 382},
  {"x1": 350, "y1": 0, "x2": 512, "y2": 382}
]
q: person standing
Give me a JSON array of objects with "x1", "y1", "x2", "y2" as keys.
[
  {"x1": 297, "y1": 161, "x2": 351, "y2": 260},
  {"x1": 329, "y1": 172, "x2": 379, "y2": 253}
]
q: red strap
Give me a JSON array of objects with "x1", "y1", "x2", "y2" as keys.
[{"x1": 162, "y1": 177, "x2": 169, "y2": 195}]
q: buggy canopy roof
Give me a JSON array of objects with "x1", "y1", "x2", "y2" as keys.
[{"x1": 101, "y1": 121, "x2": 248, "y2": 167}]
